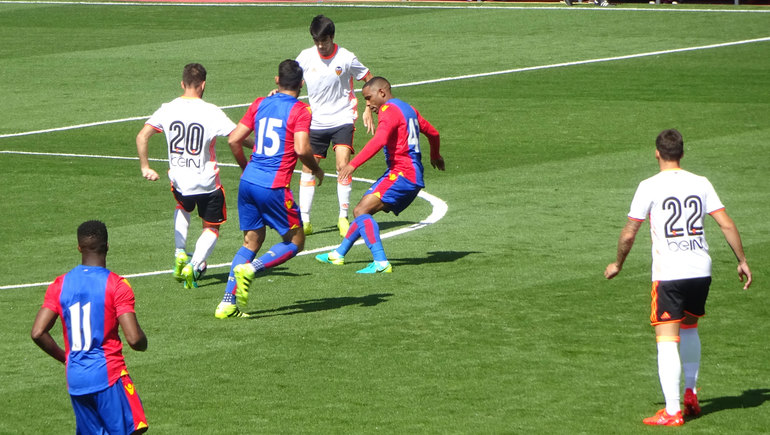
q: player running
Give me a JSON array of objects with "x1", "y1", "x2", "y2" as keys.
[
  {"x1": 214, "y1": 59, "x2": 324, "y2": 319},
  {"x1": 136, "y1": 63, "x2": 237, "y2": 289}
]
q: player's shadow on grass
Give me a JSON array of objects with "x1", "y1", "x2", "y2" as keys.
[
  {"x1": 696, "y1": 388, "x2": 770, "y2": 417},
  {"x1": 246, "y1": 293, "x2": 393, "y2": 319},
  {"x1": 315, "y1": 220, "x2": 414, "y2": 235},
  {"x1": 389, "y1": 250, "x2": 480, "y2": 267},
  {"x1": 205, "y1": 267, "x2": 310, "y2": 285}
]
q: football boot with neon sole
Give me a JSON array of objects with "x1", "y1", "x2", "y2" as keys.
[
  {"x1": 181, "y1": 263, "x2": 206, "y2": 289},
  {"x1": 214, "y1": 302, "x2": 249, "y2": 319},
  {"x1": 315, "y1": 251, "x2": 345, "y2": 266},
  {"x1": 642, "y1": 409, "x2": 684, "y2": 426},
  {"x1": 684, "y1": 388, "x2": 701, "y2": 416},
  {"x1": 173, "y1": 251, "x2": 189, "y2": 282},
  {"x1": 337, "y1": 217, "x2": 350, "y2": 237},
  {"x1": 356, "y1": 261, "x2": 392, "y2": 274},
  {"x1": 233, "y1": 263, "x2": 255, "y2": 307},
  {"x1": 303, "y1": 222, "x2": 313, "y2": 235}
]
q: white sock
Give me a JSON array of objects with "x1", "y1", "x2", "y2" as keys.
[
  {"x1": 174, "y1": 208, "x2": 191, "y2": 252},
  {"x1": 337, "y1": 178, "x2": 352, "y2": 219},
  {"x1": 190, "y1": 228, "x2": 218, "y2": 271},
  {"x1": 657, "y1": 339, "x2": 682, "y2": 415},
  {"x1": 680, "y1": 327, "x2": 701, "y2": 391},
  {"x1": 299, "y1": 172, "x2": 316, "y2": 223}
]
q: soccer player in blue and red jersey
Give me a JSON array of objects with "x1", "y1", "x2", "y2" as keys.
[
  {"x1": 214, "y1": 60, "x2": 325, "y2": 319},
  {"x1": 31, "y1": 220, "x2": 149, "y2": 434},
  {"x1": 316, "y1": 76, "x2": 445, "y2": 273}
]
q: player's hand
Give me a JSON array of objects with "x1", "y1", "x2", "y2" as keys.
[
  {"x1": 604, "y1": 262, "x2": 621, "y2": 280},
  {"x1": 337, "y1": 164, "x2": 355, "y2": 184},
  {"x1": 313, "y1": 168, "x2": 325, "y2": 187},
  {"x1": 267, "y1": 88, "x2": 279, "y2": 97},
  {"x1": 431, "y1": 156, "x2": 445, "y2": 171},
  {"x1": 142, "y1": 167, "x2": 159, "y2": 181},
  {"x1": 737, "y1": 261, "x2": 752, "y2": 290},
  {"x1": 363, "y1": 106, "x2": 375, "y2": 135}
]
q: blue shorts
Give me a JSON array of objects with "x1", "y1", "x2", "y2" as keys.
[
  {"x1": 366, "y1": 171, "x2": 421, "y2": 216},
  {"x1": 238, "y1": 180, "x2": 301, "y2": 235},
  {"x1": 71, "y1": 374, "x2": 148, "y2": 435}
]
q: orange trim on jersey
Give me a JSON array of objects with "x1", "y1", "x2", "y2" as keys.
[
  {"x1": 708, "y1": 207, "x2": 726, "y2": 215},
  {"x1": 147, "y1": 123, "x2": 162, "y2": 133},
  {"x1": 656, "y1": 335, "x2": 681, "y2": 343},
  {"x1": 650, "y1": 281, "x2": 660, "y2": 324},
  {"x1": 628, "y1": 216, "x2": 644, "y2": 222},
  {"x1": 319, "y1": 44, "x2": 339, "y2": 60}
]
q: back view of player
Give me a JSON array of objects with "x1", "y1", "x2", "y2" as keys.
[{"x1": 136, "y1": 63, "x2": 237, "y2": 289}]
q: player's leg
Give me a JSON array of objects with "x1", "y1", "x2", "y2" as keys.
[
  {"x1": 644, "y1": 281, "x2": 685, "y2": 426},
  {"x1": 680, "y1": 277, "x2": 709, "y2": 417},
  {"x1": 300, "y1": 129, "x2": 330, "y2": 235},
  {"x1": 233, "y1": 187, "x2": 302, "y2": 306},
  {"x1": 183, "y1": 189, "x2": 226, "y2": 289},
  {"x1": 171, "y1": 188, "x2": 196, "y2": 281},
  {"x1": 332, "y1": 125, "x2": 355, "y2": 237}
]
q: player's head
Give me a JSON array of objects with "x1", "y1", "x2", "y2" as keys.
[
  {"x1": 182, "y1": 63, "x2": 207, "y2": 97},
  {"x1": 77, "y1": 220, "x2": 108, "y2": 255},
  {"x1": 310, "y1": 15, "x2": 335, "y2": 40},
  {"x1": 182, "y1": 63, "x2": 207, "y2": 88},
  {"x1": 277, "y1": 59, "x2": 304, "y2": 92},
  {"x1": 310, "y1": 15, "x2": 335, "y2": 56},
  {"x1": 655, "y1": 129, "x2": 684, "y2": 162},
  {"x1": 362, "y1": 76, "x2": 392, "y2": 113}
]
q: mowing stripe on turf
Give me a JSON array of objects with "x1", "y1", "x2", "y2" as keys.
[{"x1": 1, "y1": 35, "x2": 768, "y2": 140}]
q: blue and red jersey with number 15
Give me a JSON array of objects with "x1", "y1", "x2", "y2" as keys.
[{"x1": 239, "y1": 93, "x2": 312, "y2": 189}]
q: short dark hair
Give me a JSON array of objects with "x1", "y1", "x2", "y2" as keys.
[
  {"x1": 77, "y1": 220, "x2": 108, "y2": 254},
  {"x1": 278, "y1": 59, "x2": 303, "y2": 92},
  {"x1": 656, "y1": 129, "x2": 684, "y2": 161},
  {"x1": 182, "y1": 63, "x2": 207, "y2": 88},
  {"x1": 363, "y1": 76, "x2": 391, "y2": 92},
  {"x1": 310, "y1": 15, "x2": 334, "y2": 41}
]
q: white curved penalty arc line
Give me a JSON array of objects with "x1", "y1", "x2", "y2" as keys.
[{"x1": 0, "y1": 151, "x2": 448, "y2": 290}]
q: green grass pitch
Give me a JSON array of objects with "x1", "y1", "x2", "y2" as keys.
[{"x1": 1, "y1": 1, "x2": 769, "y2": 433}]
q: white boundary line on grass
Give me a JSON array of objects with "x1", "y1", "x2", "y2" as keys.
[
  {"x1": 0, "y1": 151, "x2": 448, "y2": 290},
  {"x1": 1, "y1": 0, "x2": 770, "y2": 14},
  {"x1": 1, "y1": 35, "x2": 769, "y2": 140}
]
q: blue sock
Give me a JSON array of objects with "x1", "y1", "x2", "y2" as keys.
[
  {"x1": 336, "y1": 217, "x2": 362, "y2": 256},
  {"x1": 222, "y1": 246, "x2": 255, "y2": 302},
  {"x1": 252, "y1": 242, "x2": 299, "y2": 272},
  {"x1": 357, "y1": 214, "x2": 387, "y2": 262}
]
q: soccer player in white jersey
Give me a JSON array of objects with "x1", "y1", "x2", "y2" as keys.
[
  {"x1": 604, "y1": 129, "x2": 752, "y2": 426},
  {"x1": 136, "y1": 63, "x2": 237, "y2": 289},
  {"x1": 295, "y1": 15, "x2": 374, "y2": 236}
]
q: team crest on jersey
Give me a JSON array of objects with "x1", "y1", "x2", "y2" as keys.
[{"x1": 335, "y1": 66, "x2": 343, "y2": 76}]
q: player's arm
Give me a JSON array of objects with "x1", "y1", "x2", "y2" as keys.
[
  {"x1": 711, "y1": 209, "x2": 752, "y2": 290},
  {"x1": 294, "y1": 131, "x2": 324, "y2": 187},
  {"x1": 417, "y1": 113, "x2": 444, "y2": 171},
  {"x1": 136, "y1": 124, "x2": 160, "y2": 181},
  {"x1": 360, "y1": 71, "x2": 375, "y2": 134},
  {"x1": 30, "y1": 307, "x2": 66, "y2": 363},
  {"x1": 118, "y1": 312, "x2": 148, "y2": 352},
  {"x1": 604, "y1": 218, "x2": 643, "y2": 280},
  {"x1": 228, "y1": 123, "x2": 253, "y2": 171}
]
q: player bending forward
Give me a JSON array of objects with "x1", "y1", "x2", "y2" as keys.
[{"x1": 316, "y1": 76, "x2": 445, "y2": 273}]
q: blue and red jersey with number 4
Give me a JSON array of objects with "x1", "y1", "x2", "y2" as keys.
[
  {"x1": 43, "y1": 265, "x2": 136, "y2": 396},
  {"x1": 239, "y1": 93, "x2": 312, "y2": 189},
  {"x1": 349, "y1": 98, "x2": 440, "y2": 188}
]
